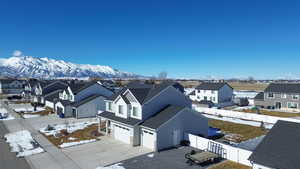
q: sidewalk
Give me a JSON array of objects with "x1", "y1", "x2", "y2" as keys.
[{"x1": 1, "y1": 101, "x2": 82, "y2": 169}]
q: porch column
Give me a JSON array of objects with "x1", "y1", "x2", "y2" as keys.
[
  {"x1": 98, "y1": 117, "x2": 101, "y2": 133},
  {"x1": 106, "y1": 120, "x2": 109, "y2": 135}
]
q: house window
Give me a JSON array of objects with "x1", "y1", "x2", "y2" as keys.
[
  {"x1": 267, "y1": 93, "x2": 274, "y2": 98},
  {"x1": 281, "y1": 94, "x2": 286, "y2": 98},
  {"x1": 132, "y1": 106, "x2": 138, "y2": 117},
  {"x1": 288, "y1": 102, "x2": 298, "y2": 109},
  {"x1": 118, "y1": 105, "x2": 124, "y2": 114},
  {"x1": 292, "y1": 95, "x2": 299, "y2": 100},
  {"x1": 212, "y1": 97, "x2": 215, "y2": 102},
  {"x1": 108, "y1": 102, "x2": 112, "y2": 111},
  {"x1": 212, "y1": 91, "x2": 215, "y2": 94},
  {"x1": 204, "y1": 96, "x2": 207, "y2": 100}
]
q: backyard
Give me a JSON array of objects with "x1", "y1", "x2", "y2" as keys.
[
  {"x1": 209, "y1": 119, "x2": 267, "y2": 142},
  {"x1": 239, "y1": 108, "x2": 300, "y2": 118},
  {"x1": 209, "y1": 161, "x2": 251, "y2": 169}
]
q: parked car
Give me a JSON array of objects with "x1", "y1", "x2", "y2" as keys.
[{"x1": 0, "y1": 112, "x2": 8, "y2": 119}]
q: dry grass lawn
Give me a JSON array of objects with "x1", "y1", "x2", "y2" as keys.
[
  {"x1": 19, "y1": 107, "x2": 54, "y2": 118},
  {"x1": 228, "y1": 82, "x2": 268, "y2": 91},
  {"x1": 240, "y1": 108, "x2": 300, "y2": 118},
  {"x1": 209, "y1": 161, "x2": 251, "y2": 169},
  {"x1": 42, "y1": 124, "x2": 102, "y2": 147},
  {"x1": 209, "y1": 119, "x2": 267, "y2": 142}
]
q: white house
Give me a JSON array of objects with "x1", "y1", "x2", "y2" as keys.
[
  {"x1": 98, "y1": 81, "x2": 208, "y2": 151},
  {"x1": 0, "y1": 79, "x2": 26, "y2": 94},
  {"x1": 189, "y1": 82, "x2": 233, "y2": 107},
  {"x1": 248, "y1": 120, "x2": 300, "y2": 169},
  {"x1": 33, "y1": 81, "x2": 68, "y2": 104},
  {"x1": 55, "y1": 81, "x2": 113, "y2": 118}
]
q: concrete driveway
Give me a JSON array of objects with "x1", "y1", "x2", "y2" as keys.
[{"x1": 62, "y1": 136, "x2": 152, "y2": 169}]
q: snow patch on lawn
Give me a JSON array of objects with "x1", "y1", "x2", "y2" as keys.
[
  {"x1": 96, "y1": 163, "x2": 125, "y2": 169},
  {"x1": 4, "y1": 130, "x2": 44, "y2": 157},
  {"x1": 68, "y1": 137, "x2": 77, "y2": 141},
  {"x1": 39, "y1": 121, "x2": 98, "y2": 136},
  {"x1": 14, "y1": 107, "x2": 45, "y2": 113},
  {"x1": 23, "y1": 114, "x2": 40, "y2": 119},
  {"x1": 59, "y1": 139, "x2": 96, "y2": 148}
]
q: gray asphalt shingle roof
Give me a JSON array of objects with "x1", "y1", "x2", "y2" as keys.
[
  {"x1": 264, "y1": 83, "x2": 300, "y2": 94},
  {"x1": 44, "y1": 90, "x2": 62, "y2": 102},
  {"x1": 107, "y1": 81, "x2": 184, "y2": 105},
  {"x1": 42, "y1": 81, "x2": 68, "y2": 96},
  {"x1": 141, "y1": 105, "x2": 185, "y2": 129},
  {"x1": 249, "y1": 120, "x2": 300, "y2": 169},
  {"x1": 254, "y1": 92, "x2": 264, "y2": 100},
  {"x1": 72, "y1": 94, "x2": 104, "y2": 107},
  {"x1": 98, "y1": 111, "x2": 142, "y2": 126},
  {"x1": 195, "y1": 82, "x2": 231, "y2": 90}
]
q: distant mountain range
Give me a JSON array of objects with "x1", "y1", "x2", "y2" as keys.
[{"x1": 0, "y1": 56, "x2": 139, "y2": 79}]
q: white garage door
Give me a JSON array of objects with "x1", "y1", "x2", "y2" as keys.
[
  {"x1": 142, "y1": 129, "x2": 155, "y2": 150},
  {"x1": 114, "y1": 124, "x2": 130, "y2": 144}
]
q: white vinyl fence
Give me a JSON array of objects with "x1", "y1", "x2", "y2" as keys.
[
  {"x1": 185, "y1": 133, "x2": 252, "y2": 166},
  {"x1": 194, "y1": 107, "x2": 300, "y2": 124}
]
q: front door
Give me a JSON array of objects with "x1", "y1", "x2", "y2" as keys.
[
  {"x1": 275, "y1": 102, "x2": 281, "y2": 109},
  {"x1": 72, "y1": 108, "x2": 77, "y2": 118}
]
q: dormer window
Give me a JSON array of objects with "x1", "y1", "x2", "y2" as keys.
[
  {"x1": 268, "y1": 93, "x2": 274, "y2": 98},
  {"x1": 108, "y1": 102, "x2": 112, "y2": 111},
  {"x1": 132, "y1": 106, "x2": 138, "y2": 117},
  {"x1": 118, "y1": 105, "x2": 124, "y2": 115}
]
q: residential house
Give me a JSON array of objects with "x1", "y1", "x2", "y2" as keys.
[
  {"x1": 0, "y1": 79, "x2": 26, "y2": 94},
  {"x1": 249, "y1": 120, "x2": 300, "y2": 169},
  {"x1": 189, "y1": 82, "x2": 233, "y2": 107},
  {"x1": 33, "y1": 81, "x2": 68, "y2": 104},
  {"x1": 22, "y1": 79, "x2": 47, "y2": 100},
  {"x1": 55, "y1": 81, "x2": 113, "y2": 118},
  {"x1": 254, "y1": 83, "x2": 300, "y2": 111},
  {"x1": 98, "y1": 81, "x2": 208, "y2": 151},
  {"x1": 44, "y1": 89, "x2": 62, "y2": 108}
]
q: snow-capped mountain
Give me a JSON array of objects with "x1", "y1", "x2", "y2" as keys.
[{"x1": 0, "y1": 56, "x2": 139, "y2": 79}]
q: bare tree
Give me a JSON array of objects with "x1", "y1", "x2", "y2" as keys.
[
  {"x1": 248, "y1": 76, "x2": 255, "y2": 82},
  {"x1": 158, "y1": 71, "x2": 168, "y2": 80}
]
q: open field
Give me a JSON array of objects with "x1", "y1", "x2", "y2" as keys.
[
  {"x1": 209, "y1": 119, "x2": 267, "y2": 142},
  {"x1": 41, "y1": 124, "x2": 101, "y2": 147},
  {"x1": 228, "y1": 82, "x2": 268, "y2": 91},
  {"x1": 209, "y1": 161, "x2": 251, "y2": 169},
  {"x1": 240, "y1": 108, "x2": 300, "y2": 118},
  {"x1": 115, "y1": 79, "x2": 268, "y2": 91}
]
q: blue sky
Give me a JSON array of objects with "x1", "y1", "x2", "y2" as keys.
[{"x1": 1, "y1": 0, "x2": 300, "y2": 79}]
